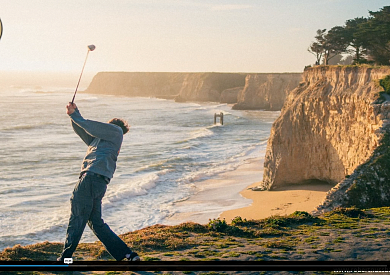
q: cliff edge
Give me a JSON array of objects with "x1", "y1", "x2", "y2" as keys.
[{"x1": 258, "y1": 65, "x2": 390, "y2": 211}]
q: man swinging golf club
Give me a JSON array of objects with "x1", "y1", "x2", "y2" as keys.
[
  {"x1": 58, "y1": 45, "x2": 139, "y2": 262},
  {"x1": 57, "y1": 102, "x2": 140, "y2": 262}
]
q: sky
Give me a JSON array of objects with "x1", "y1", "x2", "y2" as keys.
[{"x1": 0, "y1": 0, "x2": 389, "y2": 82}]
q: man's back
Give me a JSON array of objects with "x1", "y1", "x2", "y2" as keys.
[{"x1": 69, "y1": 108, "x2": 123, "y2": 179}]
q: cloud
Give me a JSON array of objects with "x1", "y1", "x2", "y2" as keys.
[{"x1": 209, "y1": 4, "x2": 253, "y2": 11}]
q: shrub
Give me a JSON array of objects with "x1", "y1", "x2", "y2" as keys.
[
  {"x1": 329, "y1": 207, "x2": 367, "y2": 218},
  {"x1": 261, "y1": 211, "x2": 322, "y2": 229},
  {"x1": 380, "y1": 75, "x2": 390, "y2": 94},
  {"x1": 208, "y1": 218, "x2": 228, "y2": 232},
  {"x1": 173, "y1": 222, "x2": 208, "y2": 233},
  {"x1": 231, "y1": 216, "x2": 247, "y2": 226}
]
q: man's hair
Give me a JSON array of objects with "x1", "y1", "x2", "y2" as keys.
[{"x1": 108, "y1": 118, "x2": 130, "y2": 134}]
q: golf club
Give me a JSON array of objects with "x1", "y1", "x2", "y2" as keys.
[
  {"x1": 0, "y1": 18, "x2": 3, "y2": 41},
  {"x1": 71, "y1": 44, "x2": 95, "y2": 104}
]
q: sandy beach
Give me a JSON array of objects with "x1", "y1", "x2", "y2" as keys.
[
  {"x1": 165, "y1": 157, "x2": 334, "y2": 225},
  {"x1": 219, "y1": 180, "x2": 334, "y2": 222}
]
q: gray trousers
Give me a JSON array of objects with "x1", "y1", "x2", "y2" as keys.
[{"x1": 60, "y1": 172, "x2": 132, "y2": 261}]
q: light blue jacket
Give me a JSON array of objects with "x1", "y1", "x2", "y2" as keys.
[{"x1": 69, "y1": 108, "x2": 123, "y2": 179}]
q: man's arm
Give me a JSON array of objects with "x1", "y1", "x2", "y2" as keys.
[
  {"x1": 72, "y1": 112, "x2": 95, "y2": 145},
  {"x1": 66, "y1": 102, "x2": 122, "y2": 143},
  {"x1": 66, "y1": 103, "x2": 94, "y2": 145}
]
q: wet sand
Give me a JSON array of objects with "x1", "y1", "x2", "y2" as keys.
[{"x1": 164, "y1": 157, "x2": 332, "y2": 225}]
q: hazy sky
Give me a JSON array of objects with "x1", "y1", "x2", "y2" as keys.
[{"x1": 0, "y1": 0, "x2": 389, "y2": 76}]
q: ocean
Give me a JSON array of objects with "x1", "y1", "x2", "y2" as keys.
[{"x1": 0, "y1": 85, "x2": 279, "y2": 251}]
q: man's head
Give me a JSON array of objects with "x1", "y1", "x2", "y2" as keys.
[{"x1": 108, "y1": 118, "x2": 130, "y2": 135}]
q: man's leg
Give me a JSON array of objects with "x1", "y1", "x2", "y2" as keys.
[
  {"x1": 59, "y1": 174, "x2": 94, "y2": 260},
  {"x1": 87, "y1": 175, "x2": 133, "y2": 261}
]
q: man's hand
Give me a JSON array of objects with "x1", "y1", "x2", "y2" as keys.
[{"x1": 66, "y1": 102, "x2": 77, "y2": 115}]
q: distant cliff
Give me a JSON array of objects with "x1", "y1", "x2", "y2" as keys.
[
  {"x1": 84, "y1": 72, "x2": 187, "y2": 98},
  {"x1": 174, "y1": 73, "x2": 246, "y2": 102},
  {"x1": 257, "y1": 65, "x2": 390, "y2": 211},
  {"x1": 233, "y1": 73, "x2": 302, "y2": 111},
  {"x1": 85, "y1": 72, "x2": 246, "y2": 102},
  {"x1": 85, "y1": 72, "x2": 301, "y2": 110}
]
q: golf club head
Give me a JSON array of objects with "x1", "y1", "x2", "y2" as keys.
[{"x1": 88, "y1": 45, "x2": 96, "y2": 51}]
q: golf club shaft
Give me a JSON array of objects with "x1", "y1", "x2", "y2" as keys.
[{"x1": 71, "y1": 50, "x2": 90, "y2": 104}]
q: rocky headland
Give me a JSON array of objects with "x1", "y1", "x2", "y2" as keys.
[
  {"x1": 257, "y1": 65, "x2": 390, "y2": 214},
  {"x1": 85, "y1": 72, "x2": 302, "y2": 110}
]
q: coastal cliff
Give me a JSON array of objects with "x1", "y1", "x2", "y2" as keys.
[
  {"x1": 85, "y1": 72, "x2": 246, "y2": 102},
  {"x1": 85, "y1": 72, "x2": 301, "y2": 110},
  {"x1": 84, "y1": 72, "x2": 187, "y2": 98},
  {"x1": 259, "y1": 65, "x2": 390, "y2": 211},
  {"x1": 174, "y1": 73, "x2": 246, "y2": 102},
  {"x1": 233, "y1": 73, "x2": 302, "y2": 111}
]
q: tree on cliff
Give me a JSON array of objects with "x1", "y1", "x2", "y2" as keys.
[
  {"x1": 308, "y1": 29, "x2": 325, "y2": 65},
  {"x1": 344, "y1": 17, "x2": 368, "y2": 63},
  {"x1": 359, "y1": 6, "x2": 390, "y2": 65},
  {"x1": 308, "y1": 28, "x2": 348, "y2": 65},
  {"x1": 323, "y1": 26, "x2": 349, "y2": 65},
  {"x1": 308, "y1": 5, "x2": 390, "y2": 66}
]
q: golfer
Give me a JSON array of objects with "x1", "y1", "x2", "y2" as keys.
[{"x1": 58, "y1": 102, "x2": 140, "y2": 262}]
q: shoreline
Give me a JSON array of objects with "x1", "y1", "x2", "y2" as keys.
[
  {"x1": 164, "y1": 156, "x2": 333, "y2": 225},
  {"x1": 163, "y1": 157, "x2": 264, "y2": 225},
  {"x1": 219, "y1": 180, "x2": 333, "y2": 222}
]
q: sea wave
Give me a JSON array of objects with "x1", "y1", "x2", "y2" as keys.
[
  {"x1": 0, "y1": 202, "x2": 70, "y2": 240},
  {"x1": 179, "y1": 159, "x2": 240, "y2": 185},
  {"x1": 190, "y1": 127, "x2": 214, "y2": 140},
  {"x1": 77, "y1": 96, "x2": 99, "y2": 102},
  {"x1": 0, "y1": 219, "x2": 69, "y2": 251},
  {"x1": 174, "y1": 124, "x2": 221, "y2": 144},
  {"x1": 134, "y1": 155, "x2": 193, "y2": 173},
  {"x1": 1, "y1": 122, "x2": 54, "y2": 131},
  {"x1": 178, "y1": 142, "x2": 267, "y2": 185},
  {"x1": 104, "y1": 170, "x2": 169, "y2": 204},
  {"x1": 0, "y1": 191, "x2": 70, "y2": 209}
]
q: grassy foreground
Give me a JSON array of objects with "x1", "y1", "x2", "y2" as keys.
[{"x1": 1, "y1": 207, "x2": 390, "y2": 274}]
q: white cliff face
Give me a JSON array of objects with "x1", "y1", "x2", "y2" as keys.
[
  {"x1": 262, "y1": 66, "x2": 390, "y2": 190},
  {"x1": 233, "y1": 73, "x2": 302, "y2": 111},
  {"x1": 176, "y1": 73, "x2": 246, "y2": 102}
]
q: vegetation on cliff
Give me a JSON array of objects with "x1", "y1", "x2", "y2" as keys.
[
  {"x1": 321, "y1": 126, "x2": 390, "y2": 210},
  {"x1": 308, "y1": 6, "x2": 390, "y2": 65},
  {"x1": 380, "y1": 75, "x2": 390, "y2": 94},
  {"x1": 346, "y1": 130, "x2": 390, "y2": 208},
  {"x1": 1, "y1": 207, "x2": 390, "y2": 274}
]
